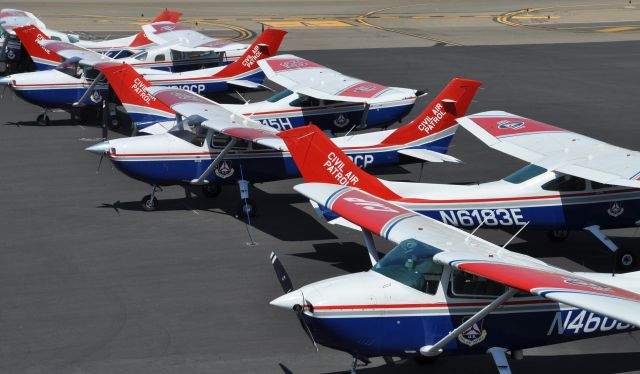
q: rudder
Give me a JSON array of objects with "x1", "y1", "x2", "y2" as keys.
[{"x1": 13, "y1": 25, "x2": 61, "y2": 70}]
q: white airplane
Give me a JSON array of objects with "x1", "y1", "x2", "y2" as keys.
[
  {"x1": 0, "y1": 8, "x2": 182, "y2": 73},
  {"x1": 270, "y1": 181, "x2": 640, "y2": 373},
  {"x1": 277, "y1": 112, "x2": 640, "y2": 269},
  {"x1": 0, "y1": 27, "x2": 284, "y2": 125}
]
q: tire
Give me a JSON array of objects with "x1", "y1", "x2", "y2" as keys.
[
  {"x1": 141, "y1": 195, "x2": 159, "y2": 212},
  {"x1": 236, "y1": 198, "x2": 256, "y2": 218},
  {"x1": 37, "y1": 114, "x2": 50, "y2": 126},
  {"x1": 618, "y1": 251, "x2": 636, "y2": 270},
  {"x1": 547, "y1": 229, "x2": 569, "y2": 242},
  {"x1": 202, "y1": 183, "x2": 222, "y2": 198}
]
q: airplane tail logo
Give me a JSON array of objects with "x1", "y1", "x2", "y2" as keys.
[
  {"x1": 216, "y1": 29, "x2": 287, "y2": 78},
  {"x1": 97, "y1": 62, "x2": 175, "y2": 128},
  {"x1": 13, "y1": 25, "x2": 61, "y2": 70},
  {"x1": 278, "y1": 125, "x2": 399, "y2": 199},
  {"x1": 382, "y1": 78, "x2": 482, "y2": 146}
]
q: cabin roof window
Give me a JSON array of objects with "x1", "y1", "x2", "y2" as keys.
[
  {"x1": 503, "y1": 164, "x2": 547, "y2": 184},
  {"x1": 267, "y1": 89, "x2": 293, "y2": 103}
]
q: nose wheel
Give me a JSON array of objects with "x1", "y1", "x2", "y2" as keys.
[
  {"x1": 141, "y1": 185, "x2": 161, "y2": 212},
  {"x1": 37, "y1": 112, "x2": 50, "y2": 126}
]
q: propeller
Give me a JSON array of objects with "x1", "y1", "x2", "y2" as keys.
[{"x1": 270, "y1": 252, "x2": 318, "y2": 351}]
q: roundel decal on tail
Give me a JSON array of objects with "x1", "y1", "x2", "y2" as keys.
[{"x1": 497, "y1": 120, "x2": 525, "y2": 130}]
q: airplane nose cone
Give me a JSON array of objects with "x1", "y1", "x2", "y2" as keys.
[
  {"x1": 270, "y1": 290, "x2": 304, "y2": 310},
  {"x1": 0, "y1": 76, "x2": 13, "y2": 85},
  {"x1": 85, "y1": 141, "x2": 110, "y2": 156}
]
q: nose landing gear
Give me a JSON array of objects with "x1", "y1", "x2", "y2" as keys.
[{"x1": 141, "y1": 185, "x2": 161, "y2": 211}]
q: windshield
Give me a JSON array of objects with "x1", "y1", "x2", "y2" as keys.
[
  {"x1": 267, "y1": 89, "x2": 293, "y2": 103},
  {"x1": 503, "y1": 164, "x2": 547, "y2": 184},
  {"x1": 372, "y1": 239, "x2": 443, "y2": 294}
]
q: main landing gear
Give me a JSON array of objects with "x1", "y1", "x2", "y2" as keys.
[
  {"x1": 141, "y1": 185, "x2": 160, "y2": 211},
  {"x1": 552, "y1": 226, "x2": 637, "y2": 270},
  {"x1": 546, "y1": 229, "x2": 569, "y2": 242}
]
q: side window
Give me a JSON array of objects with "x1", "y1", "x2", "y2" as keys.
[
  {"x1": 449, "y1": 270, "x2": 506, "y2": 298},
  {"x1": 289, "y1": 94, "x2": 319, "y2": 108},
  {"x1": 541, "y1": 175, "x2": 586, "y2": 192},
  {"x1": 134, "y1": 52, "x2": 148, "y2": 61},
  {"x1": 591, "y1": 181, "x2": 613, "y2": 190},
  {"x1": 154, "y1": 53, "x2": 166, "y2": 62},
  {"x1": 50, "y1": 36, "x2": 62, "y2": 41}
]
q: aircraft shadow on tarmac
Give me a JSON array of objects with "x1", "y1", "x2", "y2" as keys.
[
  {"x1": 279, "y1": 352, "x2": 640, "y2": 374},
  {"x1": 97, "y1": 187, "x2": 338, "y2": 241},
  {"x1": 290, "y1": 241, "x2": 374, "y2": 273}
]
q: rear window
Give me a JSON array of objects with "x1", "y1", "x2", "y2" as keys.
[{"x1": 503, "y1": 164, "x2": 547, "y2": 184}]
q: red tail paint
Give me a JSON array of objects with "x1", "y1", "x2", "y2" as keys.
[
  {"x1": 278, "y1": 125, "x2": 399, "y2": 199},
  {"x1": 13, "y1": 25, "x2": 61, "y2": 65},
  {"x1": 130, "y1": 9, "x2": 183, "y2": 47},
  {"x1": 382, "y1": 78, "x2": 482, "y2": 145},
  {"x1": 215, "y1": 29, "x2": 287, "y2": 78},
  {"x1": 96, "y1": 62, "x2": 174, "y2": 114}
]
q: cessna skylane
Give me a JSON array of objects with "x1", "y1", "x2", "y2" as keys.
[
  {"x1": 0, "y1": 8, "x2": 182, "y2": 73},
  {"x1": 277, "y1": 115, "x2": 640, "y2": 270},
  {"x1": 84, "y1": 72, "x2": 480, "y2": 216},
  {"x1": 270, "y1": 181, "x2": 640, "y2": 373},
  {"x1": 0, "y1": 27, "x2": 284, "y2": 125},
  {"x1": 97, "y1": 54, "x2": 421, "y2": 132}
]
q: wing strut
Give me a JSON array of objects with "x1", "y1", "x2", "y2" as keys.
[
  {"x1": 190, "y1": 138, "x2": 237, "y2": 185},
  {"x1": 73, "y1": 72, "x2": 104, "y2": 107},
  {"x1": 361, "y1": 229, "x2": 379, "y2": 266},
  {"x1": 419, "y1": 287, "x2": 518, "y2": 357},
  {"x1": 360, "y1": 102, "x2": 370, "y2": 129}
]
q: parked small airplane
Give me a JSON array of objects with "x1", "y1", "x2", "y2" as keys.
[
  {"x1": 100, "y1": 54, "x2": 421, "y2": 132},
  {"x1": 270, "y1": 181, "x2": 640, "y2": 373},
  {"x1": 278, "y1": 114, "x2": 640, "y2": 269},
  {"x1": 0, "y1": 8, "x2": 182, "y2": 73},
  {"x1": 84, "y1": 73, "x2": 480, "y2": 215},
  {"x1": 0, "y1": 28, "x2": 285, "y2": 125}
]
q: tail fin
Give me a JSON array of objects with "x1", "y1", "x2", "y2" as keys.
[
  {"x1": 382, "y1": 78, "x2": 482, "y2": 146},
  {"x1": 130, "y1": 9, "x2": 182, "y2": 47},
  {"x1": 215, "y1": 29, "x2": 287, "y2": 78},
  {"x1": 278, "y1": 125, "x2": 399, "y2": 200},
  {"x1": 13, "y1": 25, "x2": 61, "y2": 70},
  {"x1": 96, "y1": 62, "x2": 175, "y2": 129}
]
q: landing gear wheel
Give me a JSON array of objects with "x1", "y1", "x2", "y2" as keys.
[
  {"x1": 37, "y1": 114, "x2": 50, "y2": 126},
  {"x1": 618, "y1": 251, "x2": 636, "y2": 270},
  {"x1": 547, "y1": 229, "x2": 569, "y2": 242},
  {"x1": 141, "y1": 195, "x2": 159, "y2": 212},
  {"x1": 236, "y1": 198, "x2": 256, "y2": 218},
  {"x1": 202, "y1": 183, "x2": 222, "y2": 198}
]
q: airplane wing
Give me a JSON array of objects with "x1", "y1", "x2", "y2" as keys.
[
  {"x1": 258, "y1": 54, "x2": 419, "y2": 104},
  {"x1": 39, "y1": 40, "x2": 111, "y2": 64},
  {"x1": 146, "y1": 86, "x2": 284, "y2": 149},
  {"x1": 0, "y1": 9, "x2": 46, "y2": 33},
  {"x1": 457, "y1": 111, "x2": 640, "y2": 188},
  {"x1": 141, "y1": 22, "x2": 247, "y2": 52},
  {"x1": 295, "y1": 182, "x2": 640, "y2": 327}
]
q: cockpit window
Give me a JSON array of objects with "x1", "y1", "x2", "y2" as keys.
[
  {"x1": 541, "y1": 174, "x2": 586, "y2": 192},
  {"x1": 591, "y1": 181, "x2": 613, "y2": 190},
  {"x1": 503, "y1": 164, "x2": 547, "y2": 184},
  {"x1": 171, "y1": 129, "x2": 206, "y2": 147},
  {"x1": 289, "y1": 94, "x2": 319, "y2": 108},
  {"x1": 372, "y1": 239, "x2": 443, "y2": 295},
  {"x1": 132, "y1": 51, "x2": 148, "y2": 61},
  {"x1": 449, "y1": 270, "x2": 506, "y2": 298},
  {"x1": 267, "y1": 89, "x2": 293, "y2": 103}
]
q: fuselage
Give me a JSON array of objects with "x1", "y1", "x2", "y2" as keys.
[{"x1": 103, "y1": 125, "x2": 456, "y2": 186}]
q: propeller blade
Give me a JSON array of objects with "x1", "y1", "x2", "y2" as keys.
[
  {"x1": 96, "y1": 154, "x2": 104, "y2": 173},
  {"x1": 270, "y1": 252, "x2": 294, "y2": 294},
  {"x1": 294, "y1": 297, "x2": 318, "y2": 352}
]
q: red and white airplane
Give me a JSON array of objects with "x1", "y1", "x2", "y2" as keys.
[
  {"x1": 270, "y1": 180, "x2": 640, "y2": 373},
  {"x1": 0, "y1": 27, "x2": 284, "y2": 125},
  {"x1": 277, "y1": 113, "x2": 640, "y2": 269},
  {"x1": 0, "y1": 8, "x2": 182, "y2": 73}
]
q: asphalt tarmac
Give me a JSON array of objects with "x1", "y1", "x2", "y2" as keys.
[{"x1": 1, "y1": 42, "x2": 640, "y2": 373}]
